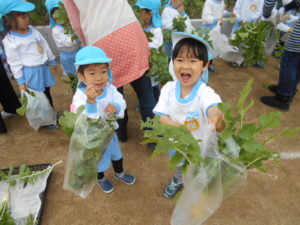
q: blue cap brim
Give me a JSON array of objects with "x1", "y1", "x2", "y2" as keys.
[
  {"x1": 11, "y1": 2, "x2": 35, "y2": 13},
  {"x1": 74, "y1": 57, "x2": 112, "y2": 66}
]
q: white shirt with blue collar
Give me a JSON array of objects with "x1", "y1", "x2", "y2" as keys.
[
  {"x1": 2, "y1": 26, "x2": 56, "y2": 81},
  {"x1": 52, "y1": 24, "x2": 81, "y2": 52},
  {"x1": 161, "y1": 4, "x2": 194, "y2": 32},
  {"x1": 153, "y1": 79, "x2": 221, "y2": 139},
  {"x1": 71, "y1": 83, "x2": 126, "y2": 129}
]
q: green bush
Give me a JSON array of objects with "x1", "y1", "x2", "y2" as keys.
[{"x1": 28, "y1": 0, "x2": 49, "y2": 26}]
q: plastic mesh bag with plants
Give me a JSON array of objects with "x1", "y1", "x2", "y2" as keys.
[
  {"x1": 63, "y1": 113, "x2": 115, "y2": 198},
  {"x1": 17, "y1": 88, "x2": 57, "y2": 131},
  {"x1": 171, "y1": 123, "x2": 247, "y2": 225}
]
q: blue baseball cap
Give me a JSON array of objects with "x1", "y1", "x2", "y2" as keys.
[
  {"x1": 75, "y1": 46, "x2": 113, "y2": 82},
  {"x1": 45, "y1": 0, "x2": 61, "y2": 28},
  {"x1": 0, "y1": 0, "x2": 35, "y2": 31},
  {"x1": 136, "y1": 0, "x2": 162, "y2": 27}
]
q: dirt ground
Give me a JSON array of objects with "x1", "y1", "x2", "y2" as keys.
[{"x1": 1, "y1": 56, "x2": 299, "y2": 225}]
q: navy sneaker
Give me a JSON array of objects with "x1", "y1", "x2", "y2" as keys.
[
  {"x1": 228, "y1": 62, "x2": 239, "y2": 68},
  {"x1": 41, "y1": 124, "x2": 59, "y2": 130},
  {"x1": 114, "y1": 173, "x2": 135, "y2": 185},
  {"x1": 163, "y1": 177, "x2": 183, "y2": 198},
  {"x1": 97, "y1": 178, "x2": 114, "y2": 193},
  {"x1": 208, "y1": 65, "x2": 218, "y2": 73}
]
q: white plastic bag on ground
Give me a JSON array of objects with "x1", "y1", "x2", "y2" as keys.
[
  {"x1": 24, "y1": 88, "x2": 56, "y2": 131},
  {"x1": 63, "y1": 113, "x2": 114, "y2": 198},
  {"x1": 171, "y1": 123, "x2": 247, "y2": 225}
]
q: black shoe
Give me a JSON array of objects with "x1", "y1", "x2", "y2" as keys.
[
  {"x1": 147, "y1": 142, "x2": 157, "y2": 150},
  {"x1": 260, "y1": 95, "x2": 291, "y2": 111},
  {"x1": 267, "y1": 85, "x2": 278, "y2": 94},
  {"x1": 267, "y1": 85, "x2": 297, "y2": 101},
  {"x1": 208, "y1": 65, "x2": 218, "y2": 73},
  {"x1": 229, "y1": 62, "x2": 239, "y2": 68}
]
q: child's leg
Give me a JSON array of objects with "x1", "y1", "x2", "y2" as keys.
[
  {"x1": 164, "y1": 150, "x2": 184, "y2": 198},
  {"x1": 44, "y1": 87, "x2": 53, "y2": 107},
  {"x1": 110, "y1": 134, "x2": 135, "y2": 185}
]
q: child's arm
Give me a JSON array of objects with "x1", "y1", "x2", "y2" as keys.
[
  {"x1": 2, "y1": 38, "x2": 26, "y2": 91},
  {"x1": 52, "y1": 26, "x2": 77, "y2": 47},
  {"x1": 159, "y1": 115, "x2": 181, "y2": 127},
  {"x1": 207, "y1": 106, "x2": 225, "y2": 132}
]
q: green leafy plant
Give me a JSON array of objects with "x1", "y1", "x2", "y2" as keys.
[
  {"x1": 53, "y1": 2, "x2": 78, "y2": 41},
  {"x1": 230, "y1": 21, "x2": 275, "y2": 66},
  {"x1": 0, "y1": 161, "x2": 62, "y2": 187},
  {"x1": 163, "y1": 16, "x2": 187, "y2": 42},
  {"x1": 62, "y1": 73, "x2": 79, "y2": 94},
  {"x1": 183, "y1": 0, "x2": 205, "y2": 18},
  {"x1": 0, "y1": 191, "x2": 15, "y2": 225},
  {"x1": 16, "y1": 90, "x2": 36, "y2": 116},
  {"x1": 0, "y1": 162, "x2": 62, "y2": 224},
  {"x1": 217, "y1": 79, "x2": 300, "y2": 171},
  {"x1": 192, "y1": 27, "x2": 213, "y2": 48},
  {"x1": 26, "y1": 214, "x2": 38, "y2": 225},
  {"x1": 58, "y1": 106, "x2": 85, "y2": 137},
  {"x1": 141, "y1": 79, "x2": 300, "y2": 173},
  {"x1": 28, "y1": 0, "x2": 48, "y2": 26},
  {"x1": 141, "y1": 116, "x2": 203, "y2": 174}
]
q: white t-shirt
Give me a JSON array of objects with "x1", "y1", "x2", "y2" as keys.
[
  {"x1": 153, "y1": 80, "x2": 221, "y2": 139},
  {"x1": 161, "y1": 5, "x2": 194, "y2": 32},
  {"x1": 2, "y1": 26, "x2": 55, "y2": 80},
  {"x1": 233, "y1": 0, "x2": 264, "y2": 21},
  {"x1": 71, "y1": 83, "x2": 126, "y2": 129},
  {"x1": 202, "y1": 0, "x2": 226, "y2": 24},
  {"x1": 52, "y1": 25, "x2": 81, "y2": 52},
  {"x1": 146, "y1": 26, "x2": 163, "y2": 49}
]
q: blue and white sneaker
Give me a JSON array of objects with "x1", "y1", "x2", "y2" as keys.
[
  {"x1": 97, "y1": 178, "x2": 114, "y2": 193},
  {"x1": 163, "y1": 177, "x2": 183, "y2": 198},
  {"x1": 114, "y1": 173, "x2": 135, "y2": 185}
]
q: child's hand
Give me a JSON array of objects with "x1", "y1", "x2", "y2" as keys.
[
  {"x1": 231, "y1": 13, "x2": 236, "y2": 17},
  {"x1": 208, "y1": 106, "x2": 225, "y2": 133},
  {"x1": 51, "y1": 65, "x2": 59, "y2": 74},
  {"x1": 105, "y1": 104, "x2": 117, "y2": 116},
  {"x1": 19, "y1": 84, "x2": 26, "y2": 92},
  {"x1": 86, "y1": 86, "x2": 98, "y2": 104},
  {"x1": 218, "y1": 18, "x2": 224, "y2": 25}
]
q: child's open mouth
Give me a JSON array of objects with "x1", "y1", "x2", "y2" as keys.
[{"x1": 181, "y1": 73, "x2": 191, "y2": 82}]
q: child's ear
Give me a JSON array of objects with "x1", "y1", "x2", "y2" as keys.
[
  {"x1": 77, "y1": 71, "x2": 85, "y2": 82},
  {"x1": 203, "y1": 61, "x2": 210, "y2": 71}
]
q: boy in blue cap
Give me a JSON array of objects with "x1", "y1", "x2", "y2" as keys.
[
  {"x1": 135, "y1": 0, "x2": 163, "y2": 102},
  {"x1": 45, "y1": 0, "x2": 80, "y2": 77},
  {"x1": 71, "y1": 46, "x2": 135, "y2": 193}
]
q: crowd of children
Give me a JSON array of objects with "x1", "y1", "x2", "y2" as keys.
[{"x1": 0, "y1": 0, "x2": 298, "y2": 199}]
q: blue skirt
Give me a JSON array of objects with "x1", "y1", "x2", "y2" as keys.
[
  {"x1": 22, "y1": 63, "x2": 56, "y2": 92},
  {"x1": 60, "y1": 50, "x2": 77, "y2": 77}
]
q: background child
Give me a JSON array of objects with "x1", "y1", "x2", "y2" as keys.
[
  {"x1": 153, "y1": 32, "x2": 225, "y2": 198},
  {"x1": 162, "y1": 0, "x2": 194, "y2": 58},
  {"x1": 45, "y1": 0, "x2": 80, "y2": 77},
  {"x1": 136, "y1": 0, "x2": 163, "y2": 102},
  {"x1": 71, "y1": 46, "x2": 135, "y2": 193},
  {"x1": 229, "y1": 0, "x2": 264, "y2": 67},
  {"x1": 1, "y1": 0, "x2": 58, "y2": 129}
]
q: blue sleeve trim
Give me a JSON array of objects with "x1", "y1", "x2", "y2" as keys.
[
  {"x1": 237, "y1": 17, "x2": 242, "y2": 22},
  {"x1": 248, "y1": 18, "x2": 254, "y2": 22},
  {"x1": 205, "y1": 103, "x2": 218, "y2": 117},
  {"x1": 16, "y1": 76, "x2": 26, "y2": 84},
  {"x1": 224, "y1": 12, "x2": 230, "y2": 17},
  {"x1": 180, "y1": 11, "x2": 187, "y2": 16},
  {"x1": 155, "y1": 112, "x2": 168, "y2": 116},
  {"x1": 86, "y1": 103, "x2": 97, "y2": 114},
  {"x1": 48, "y1": 60, "x2": 57, "y2": 66},
  {"x1": 111, "y1": 102, "x2": 121, "y2": 115}
]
